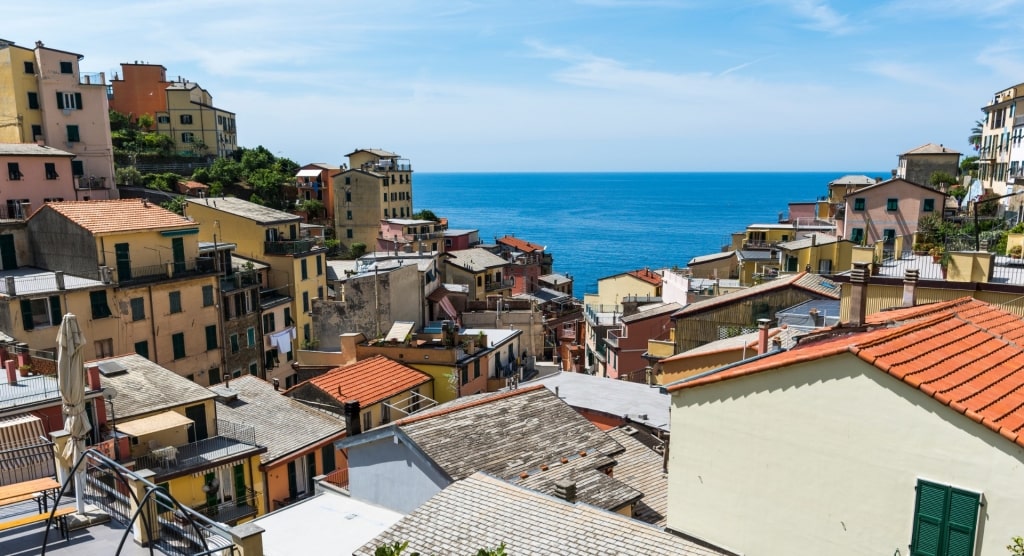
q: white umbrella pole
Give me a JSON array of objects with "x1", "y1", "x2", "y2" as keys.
[{"x1": 74, "y1": 454, "x2": 86, "y2": 514}]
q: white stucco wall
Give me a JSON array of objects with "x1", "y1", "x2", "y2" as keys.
[{"x1": 667, "y1": 353, "x2": 1024, "y2": 556}]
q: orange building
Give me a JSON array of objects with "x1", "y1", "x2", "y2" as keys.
[{"x1": 108, "y1": 63, "x2": 170, "y2": 122}]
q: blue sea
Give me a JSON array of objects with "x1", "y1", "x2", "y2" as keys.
[{"x1": 415, "y1": 172, "x2": 883, "y2": 295}]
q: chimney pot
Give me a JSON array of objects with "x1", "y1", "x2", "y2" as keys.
[
  {"x1": 902, "y1": 269, "x2": 920, "y2": 307},
  {"x1": 87, "y1": 365, "x2": 101, "y2": 391},
  {"x1": 5, "y1": 360, "x2": 16, "y2": 385},
  {"x1": 344, "y1": 400, "x2": 362, "y2": 436},
  {"x1": 849, "y1": 262, "x2": 870, "y2": 326},
  {"x1": 554, "y1": 479, "x2": 577, "y2": 503},
  {"x1": 757, "y1": 318, "x2": 771, "y2": 354}
]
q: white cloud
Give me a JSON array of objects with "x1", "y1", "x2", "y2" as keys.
[{"x1": 781, "y1": 0, "x2": 853, "y2": 35}]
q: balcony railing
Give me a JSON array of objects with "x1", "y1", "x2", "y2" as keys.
[
  {"x1": 0, "y1": 438, "x2": 55, "y2": 486},
  {"x1": 221, "y1": 269, "x2": 259, "y2": 291},
  {"x1": 323, "y1": 468, "x2": 349, "y2": 489},
  {"x1": 76, "y1": 176, "x2": 108, "y2": 190},
  {"x1": 132, "y1": 420, "x2": 259, "y2": 478},
  {"x1": 605, "y1": 327, "x2": 625, "y2": 348},
  {"x1": 484, "y1": 278, "x2": 514, "y2": 292},
  {"x1": 264, "y1": 239, "x2": 319, "y2": 255},
  {"x1": 115, "y1": 257, "x2": 217, "y2": 285},
  {"x1": 193, "y1": 486, "x2": 260, "y2": 525},
  {"x1": 79, "y1": 72, "x2": 105, "y2": 85}
]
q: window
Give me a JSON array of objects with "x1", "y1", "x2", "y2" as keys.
[
  {"x1": 381, "y1": 403, "x2": 391, "y2": 424},
  {"x1": 263, "y1": 312, "x2": 276, "y2": 332},
  {"x1": 383, "y1": 209, "x2": 388, "y2": 218},
  {"x1": 90, "y1": 291, "x2": 112, "y2": 319},
  {"x1": 209, "y1": 367, "x2": 222, "y2": 385},
  {"x1": 303, "y1": 323, "x2": 310, "y2": 341},
  {"x1": 56, "y1": 91, "x2": 82, "y2": 110},
  {"x1": 169, "y1": 291, "x2": 182, "y2": 313},
  {"x1": 27, "y1": 92, "x2": 38, "y2": 109},
  {"x1": 850, "y1": 228, "x2": 865, "y2": 244},
  {"x1": 66, "y1": 125, "x2": 80, "y2": 143},
  {"x1": 180, "y1": 114, "x2": 193, "y2": 124},
  {"x1": 317, "y1": 286, "x2": 323, "y2": 300},
  {"x1": 95, "y1": 339, "x2": 114, "y2": 358},
  {"x1": 302, "y1": 292, "x2": 309, "y2": 313},
  {"x1": 346, "y1": 210, "x2": 352, "y2": 220},
  {"x1": 44, "y1": 163, "x2": 58, "y2": 180},
  {"x1": 20, "y1": 296, "x2": 61, "y2": 330},
  {"x1": 230, "y1": 334, "x2": 239, "y2": 354},
  {"x1": 301, "y1": 259, "x2": 308, "y2": 280},
  {"x1": 316, "y1": 256, "x2": 322, "y2": 276},
  {"x1": 249, "y1": 362, "x2": 258, "y2": 376},
  {"x1": 473, "y1": 359, "x2": 480, "y2": 379},
  {"x1": 362, "y1": 411, "x2": 372, "y2": 431},
  {"x1": 924, "y1": 199, "x2": 935, "y2": 212},
  {"x1": 181, "y1": 132, "x2": 194, "y2": 143},
  {"x1": 284, "y1": 307, "x2": 293, "y2": 326},
  {"x1": 346, "y1": 229, "x2": 353, "y2": 239},
  {"x1": 202, "y1": 285, "x2": 214, "y2": 307},
  {"x1": 247, "y1": 327, "x2": 255, "y2": 347},
  {"x1": 461, "y1": 366, "x2": 469, "y2": 385},
  {"x1": 130, "y1": 297, "x2": 145, "y2": 321},
  {"x1": 345, "y1": 177, "x2": 351, "y2": 185},
  {"x1": 134, "y1": 340, "x2": 149, "y2": 360},
  {"x1": 886, "y1": 198, "x2": 899, "y2": 211},
  {"x1": 59, "y1": 61, "x2": 73, "y2": 74},
  {"x1": 883, "y1": 229, "x2": 896, "y2": 243},
  {"x1": 23, "y1": 61, "x2": 33, "y2": 74},
  {"x1": 910, "y1": 479, "x2": 980, "y2": 556},
  {"x1": 172, "y1": 333, "x2": 186, "y2": 359},
  {"x1": 345, "y1": 191, "x2": 352, "y2": 202},
  {"x1": 321, "y1": 445, "x2": 336, "y2": 474},
  {"x1": 31, "y1": 125, "x2": 42, "y2": 140},
  {"x1": 157, "y1": 115, "x2": 170, "y2": 124},
  {"x1": 7, "y1": 163, "x2": 22, "y2": 181},
  {"x1": 206, "y1": 325, "x2": 218, "y2": 351},
  {"x1": 71, "y1": 160, "x2": 83, "y2": 176}
]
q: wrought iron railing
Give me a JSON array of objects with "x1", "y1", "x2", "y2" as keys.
[
  {"x1": 485, "y1": 278, "x2": 514, "y2": 292},
  {"x1": 133, "y1": 420, "x2": 258, "y2": 477},
  {"x1": 114, "y1": 257, "x2": 217, "y2": 285},
  {"x1": 0, "y1": 438, "x2": 55, "y2": 486},
  {"x1": 192, "y1": 486, "x2": 260, "y2": 524},
  {"x1": 264, "y1": 239, "x2": 320, "y2": 255}
]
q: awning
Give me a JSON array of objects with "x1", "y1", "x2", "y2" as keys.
[
  {"x1": 438, "y1": 296, "x2": 459, "y2": 321},
  {"x1": 296, "y1": 169, "x2": 321, "y2": 177},
  {"x1": 116, "y1": 410, "x2": 193, "y2": 437},
  {"x1": 0, "y1": 415, "x2": 45, "y2": 450}
]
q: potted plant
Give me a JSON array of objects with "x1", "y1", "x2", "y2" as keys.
[
  {"x1": 18, "y1": 364, "x2": 31, "y2": 377},
  {"x1": 1011, "y1": 245, "x2": 1023, "y2": 260},
  {"x1": 929, "y1": 246, "x2": 945, "y2": 264}
]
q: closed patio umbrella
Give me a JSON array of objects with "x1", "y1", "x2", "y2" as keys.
[{"x1": 57, "y1": 313, "x2": 89, "y2": 513}]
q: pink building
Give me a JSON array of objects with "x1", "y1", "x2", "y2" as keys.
[
  {"x1": 442, "y1": 228, "x2": 480, "y2": 252},
  {"x1": 840, "y1": 178, "x2": 945, "y2": 246},
  {"x1": 377, "y1": 218, "x2": 447, "y2": 254},
  {"x1": 0, "y1": 144, "x2": 79, "y2": 218},
  {"x1": 604, "y1": 301, "x2": 680, "y2": 382}
]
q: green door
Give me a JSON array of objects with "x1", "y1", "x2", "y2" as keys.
[
  {"x1": 204, "y1": 472, "x2": 219, "y2": 509},
  {"x1": 233, "y1": 464, "x2": 246, "y2": 507},
  {"x1": 114, "y1": 243, "x2": 131, "y2": 281},
  {"x1": 171, "y1": 237, "x2": 185, "y2": 273},
  {"x1": 0, "y1": 234, "x2": 16, "y2": 270}
]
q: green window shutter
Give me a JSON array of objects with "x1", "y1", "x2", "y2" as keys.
[
  {"x1": 55, "y1": 92, "x2": 64, "y2": 109},
  {"x1": 134, "y1": 340, "x2": 149, "y2": 360},
  {"x1": 71, "y1": 160, "x2": 83, "y2": 176},
  {"x1": 206, "y1": 325, "x2": 218, "y2": 351},
  {"x1": 247, "y1": 327, "x2": 255, "y2": 346},
  {"x1": 945, "y1": 488, "x2": 980, "y2": 556},
  {"x1": 173, "y1": 333, "x2": 186, "y2": 359},
  {"x1": 233, "y1": 464, "x2": 246, "y2": 506},
  {"x1": 66, "y1": 125, "x2": 79, "y2": 142},
  {"x1": 321, "y1": 445, "x2": 336, "y2": 474},
  {"x1": 20, "y1": 299, "x2": 33, "y2": 331},
  {"x1": 287, "y1": 461, "x2": 298, "y2": 498},
  {"x1": 74, "y1": 92, "x2": 82, "y2": 109},
  {"x1": 301, "y1": 259, "x2": 308, "y2": 280},
  {"x1": 202, "y1": 285, "x2": 214, "y2": 307},
  {"x1": 48, "y1": 295, "x2": 61, "y2": 326},
  {"x1": 912, "y1": 480, "x2": 947, "y2": 556},
  {"x1": 27, "y1": 92, "x2": 38, "y2": 109}
]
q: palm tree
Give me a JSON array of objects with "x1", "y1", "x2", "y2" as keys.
[{"x1": 969, "y1": 118, "x2": 984, "y2": 151}]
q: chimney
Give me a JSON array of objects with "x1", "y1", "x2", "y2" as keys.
[
  {"x1": 4, "y1": 276, "x2": 15, "y2": 296},
  {"x1": 273, "y1": 378, "x2": 280, "y2": 391},
  {"x1": 55, "y1": 271, "x2": 65, "y2": 290},
  {"x1": 87, "y1": 365, "x2": 101, "y2": 391},
  {"x1": 5, "y1": 360, "x2": 16, "y2": 385},
  {"x1": 338, "y1": 333, "x2": 363, "y2": 366},
  {"x1": 849, "y1": 261, "x2": 870, "y2": 326},
  {"x1": 554, "y1": 479, "x2": 577, "y2": 503},
  {"x1": 809, "y1": 308, "x2": 821, "y2": 327},
  {"x1": 344, "y1": 400, "x2": 362, "y2": 436},
  {"x1": 902, "y1": 269, "x2": 919, "y2": 308},
  {"x1": 756, "y1": 318, "x2": 770, "y2": 354}
]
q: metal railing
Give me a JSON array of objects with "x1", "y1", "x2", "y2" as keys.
[
  {"x1": 75, "y1": 176, "x2": 108, "y2": 190},
  {"x1": 221, "y1": 269, "x2": 259, "y2": 290},
  {"x1": 0, "y1": 375, "x2": 62, "y2": 410},
  {"x1": 264, "y1": 238, "x2": 320, "y2": 255},
  {"x1": 133, "y1": 420, "x2": 258, "y2": 477},
  {"x1": 484, "y1": 278, "x2": 514, "y2": 292},
  {"x1": 113, "y1": 257, "x2": 217, "y2": 285},
  {"x1": 323, "y1": 467, "x2": 349, "y2": 489},
  {"x1": 192, "y1": 486, "x2": 260, "y2": 524},
  {"x1": 79, "y1": 72, "x2": 105, "y2": 86},
  {"x1": 0, "y1": 438, "x2": 55, "y2": 486}
]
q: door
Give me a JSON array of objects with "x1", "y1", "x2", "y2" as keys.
[
  {"x1": 204, "y1": 472, "x2": 218, "y2": 508},
  {"x1": 0, "y1": 234, "x2": 16, "y2": 270},
  {"x1": 305, "y1": 453, "x2": 316, "y2": 495},
  {"x1": 171, "y1": 238, "x2": 185, "y2": 274},
  {"x1": 233, "y1": 464, "x2": 246, "y2": 507},
  {"x1": 185, "y1": 404, "x2": 208, "y2": 442},
  {"x1": 114, "y1": 243, "x2": 131, "y2": 281}
]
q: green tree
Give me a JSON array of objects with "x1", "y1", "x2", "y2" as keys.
[
  {"x1": 948, "y1": 185, "x2": 968, "y2": 208},
  {"x1": 969, "y1": 117, "x2": 984, "y2": 151},
  {"x1": 961, "y1": 156, "x2": 980, "y2": 178},
  {"x1": 413, "y1": 209, "x2": 439, "y2": 221},
  {"x1": 115, "y1": 167, "x2": 143, "y2": 187},
  {"x1": 1009, "y1": 535, "x2": 1024, "y2": 555},
  {"x1": 349, "y1": 242, "x2": 367, "y2": 259},
  {"x1": 374, "y1": 541, "x2": 420, "y2": 556},
  {"x1": 977, "y1": 190, "x2": 1000, "y2": 217},
  {"x1": 191, "y1": 167, "x2": 211, "y2": 184},
  {"x1": 247, "y1": 167, "x2": 289, "y2": 209},
  {"x1": 929, "y1": 171, "x2": 957, "y2": 189},
  {"x1": 137, "y1": 113, "x2": 155, "y2": 130},
  {"x1": 161, "y1": 195, "x2": 187, "y2": 216},
  {"x1": 145, "y1": 172, "x2": 181, "y2": 192},
  {"x1": 240, "y1": 145, "x2": 275, "y2": 176},
  {"x1": 298, "y1": 199, "x2": 325, "y2": 219},
  {"x1": 208, "y1": 157, "x2": 243, "y2": 189}
]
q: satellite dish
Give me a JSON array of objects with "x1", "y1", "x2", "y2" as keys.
[{"x1": 104, "y1": 386, "x2": 118, "y2": 400}]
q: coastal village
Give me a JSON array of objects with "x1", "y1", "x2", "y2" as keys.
[{"x1": 2, "y1": 38, "x2": 1024, "y2": 556}]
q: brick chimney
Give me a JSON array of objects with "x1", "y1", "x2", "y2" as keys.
[
  {"x1": 5, "y1": 359, "x2": 16, "y2": 385},
  {"x1": 87, "y1": 365, "x2": 101, "y2": 391},
  {"x1": 757, "y1": 318, "x2": 771, "y2": 354},
  {"x1": 849, "y1": 262, "x2": 870, "y2": 326},
  {"x1": 901, "y1": 269, "x2": 919, "y2": 308}
]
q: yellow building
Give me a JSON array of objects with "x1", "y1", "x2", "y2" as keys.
[
  {"x1": 153, "y1": 78, "x2": 236, "y2": 158},
  {"x1": 776, "y1": 232, "x2": 853, "y2": 275},
  {"x1": 98, "y1": 353, "x2": 267, "y2": 524},
  {"x1": 185, "y1": 197, "x2": 328, "y2": 352},
  {"x1": 444, "y1": 248, "x2": 513, "y2": 302},
  {"x1": 25, "y1": 199, "x2": 223, "y2": 383},
  {"x1": 332, "y1": 149, "x2": 413, "y2": 250},
  {"x1": 0, "y1": 39, "x2": 115, "y2": 195}
]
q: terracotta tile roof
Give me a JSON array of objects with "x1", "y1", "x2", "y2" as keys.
[
  {"x1": 294, "y1": 355, "x2": 432, "y2": 407},
  {"x1": 37, "y1": 199, "x2": 195, "y2": 235},
  {"x1": 628, "y1": 268, "x2": 662, "y2": 286},
  {"x1": 666, "y1": 297, "x2": 1024, "y2": 448},
  {"x1": 353, "y1": 473, "x2": 730, "y2": 556},
  {"x1": 674, "y1": 272, "x2": 839, "y2": 317},
  {"x1": 496, "y1": 235, "x2": 544, "y2": 253}
]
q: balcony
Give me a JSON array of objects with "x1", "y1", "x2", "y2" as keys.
[
  {"x1": 605, "y1": 327, "x2": 625, "y2": 349},
  {"x1": 75, "y1": 176, "x2": 108, "y2": 190},
  {"x1": 115, "y1": 257, "x2": 217, "y2": 286},
  {"x1": 484, "y1": 278, "x2": 514, "y2": 292},
  {"x1": 221, "y1": 269, "x2": 259, "y2": 292},
  {"x1": 79, "y1": 72, "x2": 105, "y2": 85},
  {"x1": 264, "y1": 238, "x2": 320, "y2": 255},
  {"x1": 132, "y1": 420, "x2": 262, "y2": 480},
  {"x1": 193, "y1": 486, "x2": 260, "y2": 525}
]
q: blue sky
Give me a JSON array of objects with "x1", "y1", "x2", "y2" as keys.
[{"x1": 5, "y1": 1, "x2": 1021, "y2": 171}]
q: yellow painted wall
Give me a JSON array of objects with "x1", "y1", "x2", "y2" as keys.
[
  {"x1": 657, "y1": 348, "x2": 744, "y2": 385},
  {"x1": 0, "y1": 43, "x2": 42, "y2": 143},
  {"x1": 332, "y1": 167, "x2": 413, "y2": 249},
  {"x1": 164, "y1": 452, "x2": 265, "y2": 519},
  {"x1": 589, "y1": 274, "x2": 660, "y2": 307},
  {"x1": 408, "y1": 363, "x2": 458, "y2": 403},
  {"x1": 361, "y1": 381, "x2": 436, "y2": 428}
]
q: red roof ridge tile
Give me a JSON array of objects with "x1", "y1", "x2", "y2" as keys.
[{"x1": 392, "y1": 384, "x2": 547, "y2": 426}]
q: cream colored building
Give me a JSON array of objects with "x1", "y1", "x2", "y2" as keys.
[
  {"x1": 979, "y1": 84, "x2": 1024, "y2": 196},
  {"x1": 154, "y1": 78, "x2": 236, "y2": 158},
  {"x1": 663, "y1": 298, "x2": 1024, "y2": 556},
  {"x1": 332, "y1": 149, "x2": 413, "y2": 250},
  {"x1": 0, "y1": 39, "x2": 115, "y2": 197}
]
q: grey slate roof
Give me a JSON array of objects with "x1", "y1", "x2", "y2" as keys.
[
  {"x1": 531, "y1": 371, "x2": 670, "y2": 432},
  {"x1": 674, "y1": 272, "x2": 839, "y2": 317},
  {"x1": 0, "y1": 144, "x2": 73, "y2": 157},
  {"x1": 396, "y1": 386, "x2": 623, "y2": 482},
  {"x1": 354, "y1": 473, "x2": 730, "y2": 556},
  {"x1": 445, "y1": 248, "x2": 508, "y2": 272},
  {"x1": 186, "y1": 197, "x2": 301, "y2": 225},
  {"x1": 210, "y1": 375, "x2": 345, "y2": 465},
  {"x1": 96, "y1": 354, "x2": 216, "y2": 420},
  {"x1": 901, "y1": 143, "x2": 961, "y2": 156},
  {"x1": 515, "y1": 454, "x2": 641, "y2": 511},
  {"x1": 620, "y1": 302, "x2": 682, "y2": 324},
  {"x1": 689, "y1": 250, "x2": 735, "y2": 265},
  {"x1": 605, "y1": 427, "x2": 668, "y2": 526},
  {"x1": 777, "y1": 232, "x2": 839, "y2": 251},
  {"x1": 828, "y1": 174, "x2": 876, "y2": 186},
  {"x1": 736, "y1": 250, "x2": 775, "y2": 261}
]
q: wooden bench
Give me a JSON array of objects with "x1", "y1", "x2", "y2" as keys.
[
  {"x1": 0, "y1": 492, "x2": 45, "y2": 513},
  {"x1": 0, "y1": 507, "x2": 75, "y2": 540}
]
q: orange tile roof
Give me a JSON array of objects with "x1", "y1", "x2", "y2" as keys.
[
  {"x1": 296, "y1": 355, "x2": 432, "y2": 407},
  {"x1": 627, "y1": 268, "x2": 662, "y2": 286},
  {"x1": 666, "y1": 297, "x2": 1024, "y2": 448},
  {"x1": 36, "y1": 199, "x2": 195, "y2": 235},
  {"x1": 497, "y1": 235, "x2": 544, "y2": 253}
]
